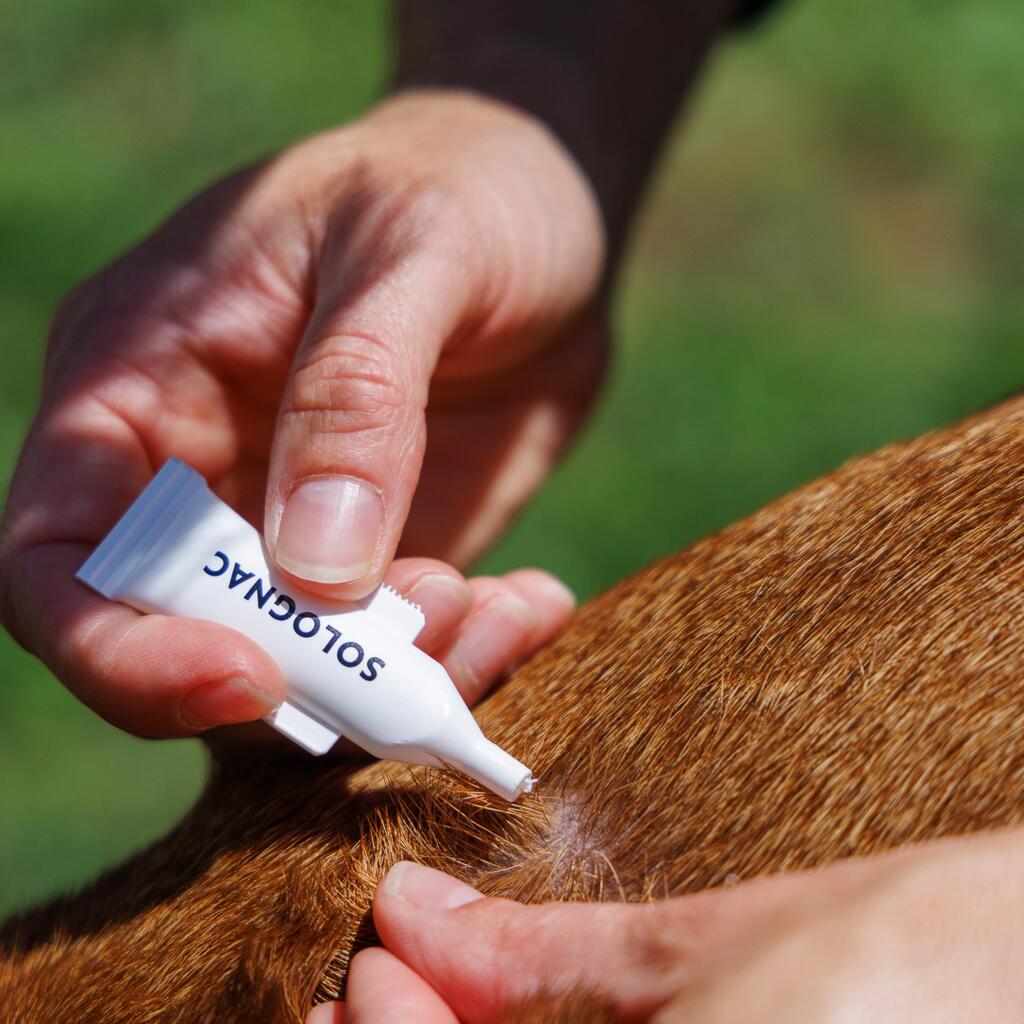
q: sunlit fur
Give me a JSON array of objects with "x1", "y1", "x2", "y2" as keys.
[{"x1": 4, "y1": 397, "x2": 1024, "y2": 1022}]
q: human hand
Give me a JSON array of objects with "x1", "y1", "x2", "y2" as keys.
[
  {"x1": 322, "y1": 829, "x2": 1024, "y2": 1022},
  {"x1": 0, "y1": 90, "x2": 604, "y2": 739}
]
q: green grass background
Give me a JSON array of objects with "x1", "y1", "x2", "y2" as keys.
[{"x1": 2, "y1": 0, "x2": 1023, "y2": 915}]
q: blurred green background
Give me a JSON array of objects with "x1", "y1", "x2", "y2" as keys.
[{"x1": 2, "y1": 0, "x2": 1023, "y2": 916}]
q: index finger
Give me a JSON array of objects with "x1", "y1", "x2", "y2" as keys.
[
  {"x1": 0, "y1": 386, "x2": 285, "y2": 735},
  {"x1": 1, "y1": 540, "x2": 285, "y2": 737}
]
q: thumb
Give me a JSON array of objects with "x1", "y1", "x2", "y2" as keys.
[
  {"x1": 265, "y1": 199, "x2": 473, "y2": 597},
  {"x1": 372, "y1": 862, "x2": 700, "y2": 1022},
  {"x1": 372, "y1": 859, "x2": 896, "y2": 1024}
]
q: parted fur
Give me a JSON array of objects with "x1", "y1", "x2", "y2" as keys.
[{"x1": 5, "y1": 396, "x2": 1024, "y2": 1022}]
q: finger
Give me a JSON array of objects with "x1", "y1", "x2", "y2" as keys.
[
  {"x1": 382, "y1": 558, "x2": 473, "y2": 654},
  {"x1": 373, "y1": 858, "x2": 905, "y2": 1024},
  {"x1": 200, "y1": 557, "x2": 472, "y2": 758},
  {"x1": 438, "y1": 572, "x2": 574, "y2": 706},
  {"x1": 306, "y1": 1002, "x2": 342, "y2": 1024},
  {"x1": 499, "y1": 568, "x2": 576, "y2": 651},
  {"x1": 264, "y1": 194, "x2": 477, "y2": 600},
  {"x1": 373, "y1": 862, "x2": 686, "y2": 1023},
  {"x1": 2, "y1": 542, "x2": 286, "y2": 737},
  {"x1": 0, "y1": 336, "x2": 286, "y2": 738},
  {"x1": 344, "y1": 947, "x2": 458, "y2": 1024}
]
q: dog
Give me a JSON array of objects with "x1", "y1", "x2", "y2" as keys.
[{"x1": 4, "y1": 396, "x2": 1024, "y2": 1022}]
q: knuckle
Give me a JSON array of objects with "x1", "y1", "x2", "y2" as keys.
[
  {"x1": 0, "y1": 531, "x2": 40, "y2": 654},
  {"x1": 45, "y1": 279, "x2": 100, "y2": 362},
  {"x1": 625, "y1": 899, "x2": 713, "y2": 983},
  {"x1": 477, "y1": 902, "x2": 547, "y2": 1005},
  {"x1": 50, "y1": 270, "x2": 117, "y2": 342},
  {"x1": 287, "y1": 338, "x2": 414, "y2": 437},
  {"x1": 351, "y1": 156, "x2": 473, "y2": 233},
  {"x1": 53, "y1": 275, "x2": 98, "y2": 326},
  {"x1": 487, "y1": 901, "x2": 541, "y2": 951},
  {"x1": 396, "y1": 177, "x2": 473, "y2": 236},
  {"x1": 65, "y1": 602, "x2": 129, "y2": 685}
]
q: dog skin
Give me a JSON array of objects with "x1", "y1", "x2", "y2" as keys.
[{"x1": 3, "y1": 395, "x2": 1024, "y2": 1022}]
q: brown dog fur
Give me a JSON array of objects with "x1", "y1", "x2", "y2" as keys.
[{"x1": 4, "y1": 395, "x2": 1024, "y2": 1022}]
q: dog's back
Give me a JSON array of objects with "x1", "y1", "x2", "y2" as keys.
[{"x1": 4, "y1": 397, "x2": 1024, "y2": 1022}]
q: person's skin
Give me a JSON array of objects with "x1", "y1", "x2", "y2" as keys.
[
  {"x1": 293, "y1": 6, "x2": 1014, "y2": 1017},
  {"x1": 312, "y1": 827, "x2": 1024, "y2": 1022},
  {"x1": 0, "y1": 1, "x2": 733, "y2": 741},
  {"x1": 0, "y1": 92, "x2": 593, "y2": 740},
  {"x1": 18, "y1": 1, "x2": 1001, "y2": 1015}
]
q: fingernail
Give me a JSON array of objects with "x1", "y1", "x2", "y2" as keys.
[
  {"x1": 527, "y1": 573, "x2": 577, "y2": 616},
  {"x1": 383, "y1": 861, "x2": 485, "y2": 910},
  {"x1": 276, "y1": 477, "x2": 384, "y2": 584},
  {"x1": 179, "y1": 677, "x2": 279, "y2": 729}
]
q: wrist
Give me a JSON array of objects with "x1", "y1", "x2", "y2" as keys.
[{"x1": 389, "y1": 2, "x2": 737, "y2": 265}]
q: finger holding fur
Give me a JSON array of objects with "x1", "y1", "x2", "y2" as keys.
[
  {"x1": 343, "y1": 947, "x2": 458, "y2": 1024},
  {"x1": 373, "y1": 862, "x2": 696, "y2": 1022}
]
